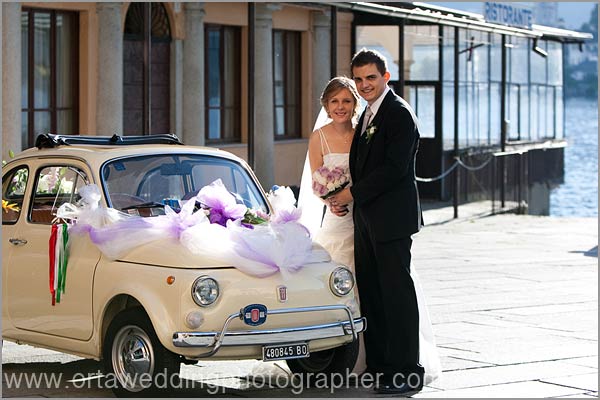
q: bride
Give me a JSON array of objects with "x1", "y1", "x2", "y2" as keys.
[{"x1": 297, "y1": 77, "x2": 441, "y2": 384}]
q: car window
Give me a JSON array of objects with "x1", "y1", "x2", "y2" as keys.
[
  {"x1": 102, "y1": 154, "x2": 268, "y2": 214},
  {"x1": 2, "y1": 166, "x2": 29, "y2": 224},
  {"x1": 189, "y1": 163, "x2": 264, "y2": 209},
  {"x1": 30, "y1": 166, "x2": 89, "y2": 224}
]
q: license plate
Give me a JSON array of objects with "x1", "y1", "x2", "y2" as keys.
[{"x1": 262, "y1": 343, "x2": 309, "y2": 361}]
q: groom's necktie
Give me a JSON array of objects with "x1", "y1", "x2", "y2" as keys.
[
  {"x1": 361, "y1": 106, "x2": 373, "y2": 136},
  {"x1": 357, "y1": 106, "x2": 373, "y2": 169}
]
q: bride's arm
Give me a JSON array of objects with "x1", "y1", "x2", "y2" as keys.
[
  {"x1": 307, "y1": 129, "x2": 324, "y2": 174},
  {"x1": 307, "y1": 130, "x2": 330, "y2": 206}
]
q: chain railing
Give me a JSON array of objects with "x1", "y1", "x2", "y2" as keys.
[
  {"x1": 416, "y1": 151, "x2": 528, "y2": 218},
  {"x1": 416, "y1": 155, "x2": 493, "y2": 183}
]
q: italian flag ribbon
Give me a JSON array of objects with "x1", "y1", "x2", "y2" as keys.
[{"x1": 49, "y1": 223, "x2": 69, "y2": 305}]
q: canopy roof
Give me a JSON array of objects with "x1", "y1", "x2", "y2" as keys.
[{"x1": 321, "y1": 1, "x2": 593, "y2": 43}]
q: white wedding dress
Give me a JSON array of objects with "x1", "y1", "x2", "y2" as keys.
[
  {"x1": 302, "y1": 129, "x2": 367, "y2": 373},
  {"x1": 312, "y1": 153, "x2": 355, "y2": 268},
  {"x1": 298, "y1": 109, "x2": 442, "y2": 384}
]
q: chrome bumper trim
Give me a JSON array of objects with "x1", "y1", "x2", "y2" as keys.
[
  {"x1": 172, "y1": 304, "x2": 365, "y2": 357},
  {"x1": 173, "y1": 318, "x2": 365, "y2": 347}
]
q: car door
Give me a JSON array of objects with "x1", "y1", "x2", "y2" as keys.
[
  {"x1": 3, "y1": 159, "x2": 101, "y2": 340},
  {"x1": 2, "y1": 163, "x2": 30, "y2": 331}
]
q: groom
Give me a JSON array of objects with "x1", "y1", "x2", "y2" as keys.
[{"x1": 329, "y1": 48, "x2": 424, "y2": 395}]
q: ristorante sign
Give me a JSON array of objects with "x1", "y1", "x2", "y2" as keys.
[{"x1": 484, "y1": 2, "x2": 533, "y2": 29}]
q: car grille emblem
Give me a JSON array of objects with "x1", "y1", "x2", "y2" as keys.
[
  {"x1": 277, "y1": 285, "x2": 288, "y2": 303},
  {"x1": 242, "y1": 304, "x2": 267, "y2": 326}
]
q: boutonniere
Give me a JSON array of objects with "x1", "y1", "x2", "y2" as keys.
[{"x1": 365, "y1": 124, "x2": 377, "y2": 144}]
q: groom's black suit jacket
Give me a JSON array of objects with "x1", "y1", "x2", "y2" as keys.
[{"x1": 349, "y1": 89, "x2": 422, "y2": 241}]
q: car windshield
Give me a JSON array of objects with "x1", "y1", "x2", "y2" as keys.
[{"x1": 101, "y1": 154, "x2": 268, "y2": 216}]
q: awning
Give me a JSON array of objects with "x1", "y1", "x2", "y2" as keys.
[
  {"x1": 325, "y1": 1, "x2": 541, "y2": 37},
  {"x1": 322, "y1": 2, "x2": 593, "y2": 43},
  {"x1": 531, "y1": 24, "x2": 593, "y2": 43}
]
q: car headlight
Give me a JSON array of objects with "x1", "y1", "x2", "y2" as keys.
[
  {"x1": 329, "y1": 267, "x2": 355, "y2": 296},
  {"x1": 191, "y1": 276, "x2": 219, "y2": 306}
]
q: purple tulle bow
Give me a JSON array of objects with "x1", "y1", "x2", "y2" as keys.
[{"x1": 196, "y1": 179, "x2": 248, "y2": 227}]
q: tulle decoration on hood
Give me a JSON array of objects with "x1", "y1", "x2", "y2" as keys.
[{"x1": 57, "y1": 181, "x2": 329, "y2": 276}]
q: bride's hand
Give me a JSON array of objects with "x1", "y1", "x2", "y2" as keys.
[
  {"x1": 330, "y1": 204, "x2": 349, "y2": 217},
  {"x1": 328, "y1": 188, "x2": 353, "y2": 208}
]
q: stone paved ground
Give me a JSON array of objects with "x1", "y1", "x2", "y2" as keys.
[
  {"x1": 2, "y1": 207, "x2": 597, "y2": 398},
  {"x1": 411, "y1": 213, "x2": 598, "y2": 398}
]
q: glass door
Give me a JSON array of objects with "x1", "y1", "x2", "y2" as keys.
[{"x1": 398, "y1": 82, "x2": 442, "y2": 198}]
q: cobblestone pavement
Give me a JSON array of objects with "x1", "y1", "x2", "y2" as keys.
[
  {"x1": 2, "y1": 208, "x2": 597, "y2": 397},
  {"x1": 411, "y1": 213, "x2": 597, "y2": 398}
]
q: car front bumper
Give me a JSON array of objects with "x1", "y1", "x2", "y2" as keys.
[{"x1": 172, "y1": 304, "x2": 365, "y2": 357}]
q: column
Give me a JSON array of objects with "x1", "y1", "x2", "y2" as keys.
[
  {"x1": 182, "y1": 2, "x2": 204, "y2": 146},
  {"x1": 96, "y1": 3, "x2": 123, "y2": 135},
  {"x1": 311, "y1": 10, "x2": 331, "y2": 124},
  {"x1": 253, "y1": 3, "x2": 279, "y2": 190},
  {"x1": 336, "y1": 11, "x2": 355, "y2": 77},
  {"x1": 2, "y1": 3, "x2": 22, "y2": 156},
  {"x1": 171, "y1": 39, "x2": 183, "y2": 139}
]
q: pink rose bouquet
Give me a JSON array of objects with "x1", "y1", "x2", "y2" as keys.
[{"x1": 312, "y1": 165, "x2": 350, "y2": 199}]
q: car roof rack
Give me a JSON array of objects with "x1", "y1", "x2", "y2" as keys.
[{"x1": 35, "y1": 133, "x2": 183, "y2": 149}]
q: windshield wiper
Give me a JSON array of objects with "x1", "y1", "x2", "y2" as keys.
[{"x1": 121, "y1": 201, "x2": 165, "y2": 211}]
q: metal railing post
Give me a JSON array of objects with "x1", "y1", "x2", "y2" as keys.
[
  {"x1": 491, "y1": 155, "x2": 496, "y2": 214},
  {"x1": 518, "y1": 153, "x2": 522, "y2": 214},
  {"x1": 500, "y1": 35, "x2": 507, "y2": 209},
  {"x1": 453, "y1": 26, "x2": 459, "y2": 219},
  {"x1": 524, "y1": 151, "x2": 529, "y2": 213}
]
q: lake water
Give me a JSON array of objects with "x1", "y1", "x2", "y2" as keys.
[{"x1": 549, "y1": 97, "x2": 598, "y2": 217}]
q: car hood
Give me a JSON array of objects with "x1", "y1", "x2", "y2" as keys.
[{"x1": 116, "y1": 240, "x2": 331, "y2": 269}]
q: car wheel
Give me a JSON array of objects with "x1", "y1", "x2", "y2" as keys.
[
  {"x1": 286, "y1": 339, "x2": 359, "y2": 386},
  {"x1": 103, "y1": 308, "x2": 181, "y2": 397}
]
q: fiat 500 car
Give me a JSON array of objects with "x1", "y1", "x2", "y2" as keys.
[{"x1": 2, "y1": 134, "x2": 365, "y2": 395}]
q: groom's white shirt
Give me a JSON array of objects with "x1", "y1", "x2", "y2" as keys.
[{"x1": 366, "y1": 85, "x2": 390, "y2": 119}]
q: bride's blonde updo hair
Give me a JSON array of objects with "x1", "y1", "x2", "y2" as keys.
[{"x1": 320, "y1": 76, "x2": 361, "y2": 121}]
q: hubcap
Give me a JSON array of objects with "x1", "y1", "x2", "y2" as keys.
[{"x1": 112, "y1": 325, "x2": 155, "y2": 392}]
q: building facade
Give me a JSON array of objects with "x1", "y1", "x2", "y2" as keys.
[
  {"x1": 4, "y1": 2, "x2": 343, "y2": 189},
  {"x1": 1, "y1": 2, "x2": 591, "y2": 212}
]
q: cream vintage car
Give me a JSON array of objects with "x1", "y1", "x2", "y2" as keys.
[{"x1": 2, "y1": 134, "x2": 365, "y2": 396}]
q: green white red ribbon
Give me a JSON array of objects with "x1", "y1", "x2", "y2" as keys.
[{"x1": 49, "y1": 223, "x2": 69, "y2": 305}]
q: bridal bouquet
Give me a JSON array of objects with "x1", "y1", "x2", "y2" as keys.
[{"x1": 312, "y1": 165, "x2": 350, "y2": 199}]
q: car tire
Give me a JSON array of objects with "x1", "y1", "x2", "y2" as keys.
[
  {"x1": 103, "y1": 307, "x2": 181, "y2": 397},
  {"x1": 286, "y1": 339, "x2": 359, "y2": 386}
]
